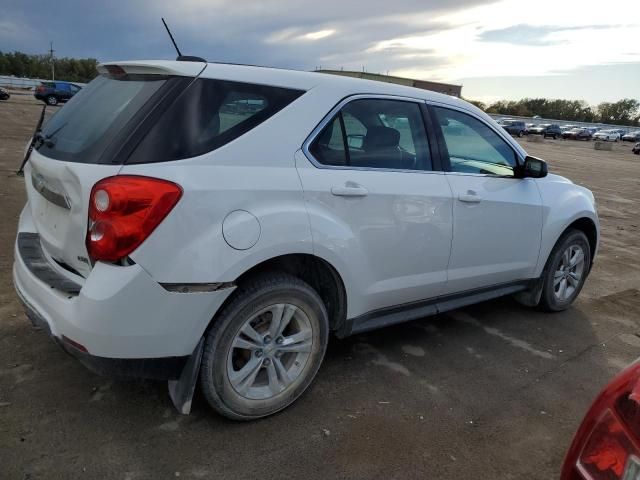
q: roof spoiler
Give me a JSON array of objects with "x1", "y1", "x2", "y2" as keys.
[{"x1": 96, "y1": 61, "x2": 206, "y2": 77}]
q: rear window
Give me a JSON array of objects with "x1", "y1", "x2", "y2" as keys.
[
  {"x1": 36, "y1": 74, "x2": 167, "y2": 163},
  {"x1": 126, "y1": 78, "x2": 304, "y2": 163}
]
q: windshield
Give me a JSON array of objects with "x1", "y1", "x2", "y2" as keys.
[{"x1": 36, "y1": 74, "x2": 167, "y2": 163}]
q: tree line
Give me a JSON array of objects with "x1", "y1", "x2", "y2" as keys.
[
  {"x1": 0, "y1": 51, "x2": 98, "y2": 84},
  {"x1": 466, "y1": 98, "x2": 640, "y2": 127}
]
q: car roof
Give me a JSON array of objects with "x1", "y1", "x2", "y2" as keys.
[{"x1": 98, "y1": 59, "x2": 470, "y2": 108}]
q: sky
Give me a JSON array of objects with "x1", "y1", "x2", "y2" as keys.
[{"x1": 1, "y1": 0, "x2": 639, "y2": 105}]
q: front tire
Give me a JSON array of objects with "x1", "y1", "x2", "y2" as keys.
[
  {"x1": 539, "y1": 230, "x2": 591, "y2": 312},
  {"x1": 200, "y1": 273, "x2": 329, "y2": 420}
]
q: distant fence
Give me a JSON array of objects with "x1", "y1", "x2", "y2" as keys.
[
  {"x1": 487, "y1": 113, "x2": 637, "y2": 133},
  {"x1": 0, "y1": 75, "x2": 86, "y2": 90}
]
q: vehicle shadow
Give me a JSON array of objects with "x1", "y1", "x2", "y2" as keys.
[{"x1": 6, "y1": 292, "x2": 637, "y2": 480}]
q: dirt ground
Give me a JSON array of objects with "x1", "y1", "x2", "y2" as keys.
[{"x1": 1, "y1": 93, "x2": 639, "y2": 480}]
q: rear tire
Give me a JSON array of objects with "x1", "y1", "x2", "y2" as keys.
[
  {"x1": 46, "y1": 95, "x2": 58, "y2": 106},
  {"x1": 199, "y1": 272, "x2": 329, "y2": 420},
  {"x1": 539, "y1": 230, "x2": 591, "y2": 312}
]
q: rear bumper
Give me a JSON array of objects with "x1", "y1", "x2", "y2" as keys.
[
  {"x1": 19, "y1": 296, "x2": 188, "y2": 380},
  {"x1": 13, "y1": 206, "x2": 235, "y2": 377}
]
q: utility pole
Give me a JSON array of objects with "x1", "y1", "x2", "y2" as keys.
[{"x1": 49, "y1": 42, "x2": 55, "y2": 81}]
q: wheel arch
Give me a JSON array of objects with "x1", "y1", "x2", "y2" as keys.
[
  {"x1": 538, "y1": 215, "x2": 599, "y2": 278},
  {"x1": 565, "y1": 217, "x2": 598, "y2": 268},
  {"x1": 217, "y1": 253, "x2": 348, "y2": 334}
]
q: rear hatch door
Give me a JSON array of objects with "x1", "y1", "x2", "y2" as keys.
[
  {"x1": 25, "y1": 153, "x2": 121, "y2": 277},
  {"x1": 23, "y1": 63, "x2": 202, "y2": 277}
]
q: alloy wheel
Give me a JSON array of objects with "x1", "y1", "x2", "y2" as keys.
[
  {"x1": 226, "y1": 303, "x2": 313, "y2": 400},
  {"x1": 553, "y1": 245, "x2": 585, "y2": 301}
]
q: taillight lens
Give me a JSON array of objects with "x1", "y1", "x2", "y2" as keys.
[
  {"x1": 86, "y1": 175, "x2": 182, "y2": 262},
  {"x1": 562, "y1": 363, "x2": 640, "y2": 480},
  {"x1": 579, "y1": 411, "x2": 639, "y2": 479}
]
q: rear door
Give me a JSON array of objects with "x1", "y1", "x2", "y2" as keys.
[
  {"x1": 428, "y1": 104, "x2": 543, "y2": 295},
  {"x1": 296, "y1": 96, "x2": 453, "y2": 316}
]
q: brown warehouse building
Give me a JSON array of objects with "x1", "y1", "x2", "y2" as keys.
[{"x1": 316, "y1": 70, "x2": 462, "y2": 97}]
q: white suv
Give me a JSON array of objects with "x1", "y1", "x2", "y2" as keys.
[
  {"x1": 593, "y1": 129, "x2": 621, "y2": 142},
  {"x1": 13, "y1": 60, "x2": 599, "y2": 420}
]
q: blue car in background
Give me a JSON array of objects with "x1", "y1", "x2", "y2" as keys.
[{"x1": 34, "y1": 81, "x2": 82, "y2": 106}]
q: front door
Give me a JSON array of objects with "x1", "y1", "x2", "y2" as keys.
[
  {"x1": 429, "y1": 104, "x2": 543, "y2": 295},
  {"x1": 296, "y1": 97, "x2": 454, "y2": 317}
]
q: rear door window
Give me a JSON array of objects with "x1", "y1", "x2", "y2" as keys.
[
  {"x1": 310, "y1": 98, "x2": 432, "y2": 171},
  {"x1": 127, "y1": 79, "x2": 304, "y2": 163}
]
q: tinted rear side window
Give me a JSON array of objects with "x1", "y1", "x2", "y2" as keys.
[
  {"x1": 310, "y1": 98, "x2": 432, "y2": 171},
  {"x1": 127, "y1": 79, "x2": 304, "y2": 163}
]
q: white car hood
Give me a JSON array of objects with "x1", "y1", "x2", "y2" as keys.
[{"x1": 545, "y1": 173, "x2": 573, "y2": 184}]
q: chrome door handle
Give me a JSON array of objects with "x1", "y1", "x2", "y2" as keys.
[
  {"x1": 331, "y1": 185, "x2": 369, "y2": 197},
  {"x1": 458, "y1": 193, "x2": 482, "y2": 203}
]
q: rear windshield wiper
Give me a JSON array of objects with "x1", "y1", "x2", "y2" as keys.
[
  {"x1": 16, "y1": 104, "x2": 47, "y2": 176},
  {"x1": 36, "y1": 122, "x2": 67, "y2": 148}
]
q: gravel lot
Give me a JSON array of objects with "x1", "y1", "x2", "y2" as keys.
[{"x1": 1, "y1": 94, "x2": 639, "y2": 479}]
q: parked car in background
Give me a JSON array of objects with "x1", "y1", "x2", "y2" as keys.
[
  {"x1": 528, "y1": 123, "x2": 551, "y2": 135},
  {"x1": 622, "y1": 131, "x2": 640, "y2": 142},
  {"x1": 561, "y1": 125, "x2": 577, "y2": 132},
  {"x1": 612, "y1": 129, "x2": 627, "y2": 138},
  {"x1": 633, "y1": 143, "x2": 640, "y2": 155},
  {"x1": 563, "y1": 128, "x2": 593, "y2": 141},
  {"x1": 593, "y1": 129, "x2": 621, "y2": 142},
  {"x1": 542, "y1": 124, "x2": 562, "y2": 139},
  {"x1": 525, "y1": 123, "x2": 536, "y2": 132},
  {"x1": 0, "y1": 87, "x2": 9, "y2": 100},
  {"x1": 500, "y1": 120, "x2": 527, "y2": 137},
  {"x1": 529, "y1": 124, "x2": 561, "y2": 139},
  {"x1": 561, "y1": 360, "x2": 640, "y2": 480},
  {"x1": 13, "y1": 59, "x2": 599, "y2": 420},
  {"x1": 34, "y1": 81, "x2": 82, "y2": 106}
]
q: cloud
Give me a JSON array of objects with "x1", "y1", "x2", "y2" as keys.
[
  {"x1": 478, "y1": 24, "x2": 621, "y2": 46},
  {"x1": 1, "y1": 0, "x2": 639, "y2": 102}
]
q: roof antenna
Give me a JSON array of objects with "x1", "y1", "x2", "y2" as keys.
[
  {"x1": 162, "y1": 18, "x2": 182, "y2": 58},
  {"x1": 161, "y1": 18, "x2": 206, "y2": 63}
]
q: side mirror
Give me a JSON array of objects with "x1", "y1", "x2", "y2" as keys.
[{"x1": 518, "y1": 155, "x2": 548, "y2": 178}]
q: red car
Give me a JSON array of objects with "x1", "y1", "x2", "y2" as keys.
[{"x1": 562, "y1": 360, "x2": 640, "y2": 479}]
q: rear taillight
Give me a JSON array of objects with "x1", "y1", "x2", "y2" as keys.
[
  {"x1": 562, "y1": 363, "x2": 640, "y2": 480},
  {"x1": 86, "y1": 175, "x2": 182, "y2": 262}
]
